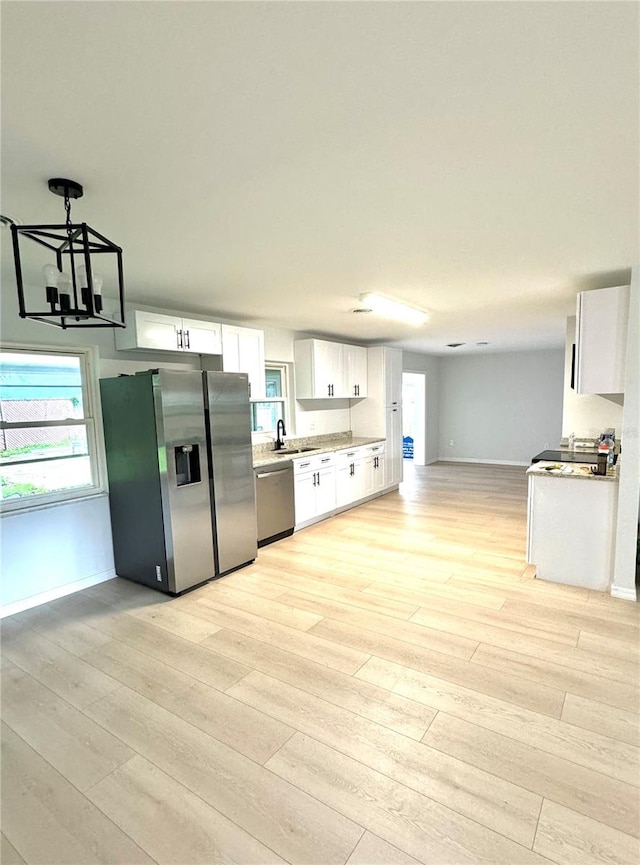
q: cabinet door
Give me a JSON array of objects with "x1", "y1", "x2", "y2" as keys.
[
  {"x1": 315, "y1": 465, "x2": 336, "y2": 516},
  {"x1": 384, "y1": 348, "x2": 403, "y2": 406},
  {"x1": 374, "y1": 453, "x2": 386, "y2": 491},
  {"x1": 385, "y1": 406, "x2": 403, "y2": 487},
  {"x1": 313, "y1": 340, "x2": 345, "y2": 398},
  {"x1": 182, "y1": 318, "x2": 222, "y2": 355},
  {"x1": 335, "y1": 461, "x2": 355, "y2": 507},
  {"x1": 221, "y1": 325, "x2": 266, "y2": 399},
  {"x1": 576, "y1": 285, "x2": 629, "y2": 394},
  {"x1": 294, "y1": 472, "x2": 318, "y2": 526},
  {"x1": 134, "y1": 311, "x2": 182, "y2": 351},
  {"x1": 360, "y1": 456, "x2": 376, "y2": 498},
  {"x1": 345, "y1": 345, "x2": 368, "y2": 398}
]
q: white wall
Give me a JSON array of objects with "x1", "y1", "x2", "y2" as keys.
[
  {"x1": 612, "y1": 267, "x2": 639, "y2": 600},
  {"x1": 0, "y1": 497, "x2": 116, "y2": 615},
  {"x1": 562, "y1": 317, "x2": 624, "y2": 438},
  {"x1": 437, "y1": 350, "x2": 564, "y2": 465},
  {"x1": 402, "y1": 352, "x2": 440, "y2": 464}
]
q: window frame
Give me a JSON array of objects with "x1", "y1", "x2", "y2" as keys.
[
  {"x1": 0, "y1": 342, "x2": 108, "y2": 515},
  {"x1": 251, "y1": 362, "x2": 291, "y2": 436}
]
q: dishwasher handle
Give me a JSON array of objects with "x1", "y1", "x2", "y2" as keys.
[{"x1": 256, "y1": 468, "x2": 291, "y2": 479}]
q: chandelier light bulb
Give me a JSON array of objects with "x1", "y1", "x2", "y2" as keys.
[
  {"x1": 42, "y1": 263, "x2": 60, "y2": 310},
  {"x1": 92, "y1": 273, "x2": 104, "y2": 312},
  {"x1": 42, "y1": 263, "x2": 59, "y2": 288},
  {"x1": 58, "y1": 272, "x2": 72, "y2": 312}
]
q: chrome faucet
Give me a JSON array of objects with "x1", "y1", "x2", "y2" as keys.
[{"x1": 275, "y1": 419, "x2": 286, "y2": 450}]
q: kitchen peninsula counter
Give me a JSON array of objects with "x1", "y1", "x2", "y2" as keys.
[
  {"x1": 526, "y1": 460, "x2": 619, "y2": 482},
  {"x1": 526, "y1": 461, "x2": 619, "y2": 590}
]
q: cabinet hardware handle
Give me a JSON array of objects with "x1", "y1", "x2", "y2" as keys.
[
  {"x1": 316, "y1": 472, "x2": 320, "y2": 485},
  {"x1": 328, "y1": 384, "x2": 331, "y2": 396},
  {"x1": 184, "y1": 329, "x2": 190, "y2": 349},
  {"x1": 313, "y1": 472, "x2": 317, "y2": 486},
  {"x1": 177, "y1": 329, "x2": 183, "y2": 349},
  {"x1": 321, "y1": 458, "x2": 330, "y2": 462}
]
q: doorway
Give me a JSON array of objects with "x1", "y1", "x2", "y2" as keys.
[{"x1": 402, "y1": 372, "x2": 426, "y2": 466}]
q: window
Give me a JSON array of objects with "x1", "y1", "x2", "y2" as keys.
[
  {"x1": 0, "y1": 346, "x2": 105, "y2": 512},
  {"x1": 251, "y1": 364, "x2": 288, "y2": 433}
]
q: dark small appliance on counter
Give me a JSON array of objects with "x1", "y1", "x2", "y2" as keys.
[{"x1": 531, "y1": 449, "x2": 608, "y2": 475}]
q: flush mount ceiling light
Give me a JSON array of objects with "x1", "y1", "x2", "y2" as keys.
[
  {"x1": 359, "y1": 292, "x2": 428, "y2": 326},
  {"x1": 9, "y1": 178, "x2": 125, "y2": 329}
]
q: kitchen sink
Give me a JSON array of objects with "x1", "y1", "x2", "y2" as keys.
[{"x1": 272, "y1": 447, "x2": 320, "y2": 455}]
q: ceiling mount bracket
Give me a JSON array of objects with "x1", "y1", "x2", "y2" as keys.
[{"x1": 48, "y1": 178, "x2": 83, "y2": 199}]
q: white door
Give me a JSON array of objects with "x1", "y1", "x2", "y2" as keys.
[
  {"x1": 313, "y1": 340, "x2": 345, "y2": 398},
  {"x1": 294, "y1": 472, "x2": 318, "y2": 526},
  {"x1": 385, "y1": 406, "x2": 403, "y2": 487},
  {"x1": 345, "y1": 345, "x2": 368, "y2": 398},
  {"x1": 360, "y1": 456, "x2": 375, "y2": 498},
  {"x1": 315, "y1": 465, "x2": 336, "y2": 516},
  {"x1": 135, "y1": 311, "x2": 182, "y2": 351},
  {"x1": 384, "y1": 348, "x2": 403, "y2": 406},
  {"x1": 182, "y1": 318, "x2": 222, "y2": 355},
  {"x1": 402, "y1": 372, "x2": 426, "y2": 465},
  {"x1": 222, "y1": 325, "x2": 266, "y2": 399}
]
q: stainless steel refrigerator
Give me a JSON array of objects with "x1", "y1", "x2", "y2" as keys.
[{"x1": 100, "y1": 368, "x2": 257, "y2": 594}]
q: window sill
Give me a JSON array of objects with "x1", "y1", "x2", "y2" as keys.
[{"x1": 0, "y1": 489, "x2": 109, "y2": 518}]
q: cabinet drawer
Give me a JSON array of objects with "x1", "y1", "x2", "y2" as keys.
[{"x1": 293, "y1": 452, "x2": 335, "y2": 475}]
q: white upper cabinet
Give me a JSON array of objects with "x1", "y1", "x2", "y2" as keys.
[
  {"x1": 115, "y1": 310, "x2": 222, "y2": 354},
  {"x1": 221, "y1": 324, "x2": 266, "y2": 399},
  {"x1": 181, "y1": 318, "x2": 222, "y2": 354},
  {"x1": 575, "y1": 285, "x2": 630, "y2": 395},
  {"x1": 294, "y1": 339, "x2": 347, "y2": 398},
  {"x1": 344, "y1": 344, "x2": 368, "y2": 398}
]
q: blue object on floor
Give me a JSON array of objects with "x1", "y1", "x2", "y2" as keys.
[{"x1": 403, "y1": 435, "x2": 414, "y2": 459}]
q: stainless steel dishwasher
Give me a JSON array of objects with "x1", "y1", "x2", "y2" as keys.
[{"x1": 254, "y1": 460, "x2": 295, "y2": 547}]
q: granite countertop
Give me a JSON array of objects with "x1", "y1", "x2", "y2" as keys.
[
  {"x1": 526, "y1": 460, "x2": 618, "y2": 482},
  {"x1": 253, "y1": 435, "x2": 386, "y2": 468}
]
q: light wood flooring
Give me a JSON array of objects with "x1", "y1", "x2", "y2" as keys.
[{"x1": 2, "y1": 461, "x2": 639, "y2": 865}]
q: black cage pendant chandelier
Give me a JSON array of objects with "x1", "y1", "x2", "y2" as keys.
[{"x1": 10, "y1": 178, "x2": 126, "y2": 329}]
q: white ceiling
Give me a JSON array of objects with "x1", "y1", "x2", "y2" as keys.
[{"x1": 2, "y1": 1, "x2": 638, "y2": 355}]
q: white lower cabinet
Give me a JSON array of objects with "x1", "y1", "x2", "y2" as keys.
[
  {"x1": 366, "y1": 443, "x2": 386, "y2": 494},
  {"x1": 291, "y1": 441, "x2": 387, "y2": 531},
  {"x1": 527, "y1": 472, "x2": 618, "y2": 590},
  {"x1": 294, "y1": 454, "x2": 336, "y2": 528},
  {"x1": 334, "y1": 447, "x2": 368, "y2": 507}
]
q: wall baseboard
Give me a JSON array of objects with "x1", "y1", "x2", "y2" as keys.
[
  {"x1": 438, "y1": 457, "x2": 530, "y2": 467},
  {"x1": 610, "y1": 584, "x2": 638, "y2": 602},
  {"x1": 1, "y1": 569, "x2": 116, "y2": 619}
]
